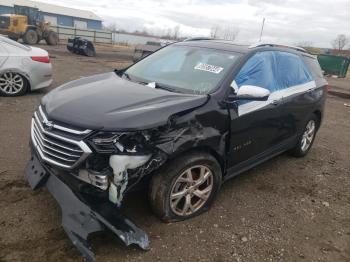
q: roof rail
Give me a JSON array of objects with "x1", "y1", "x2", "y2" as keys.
[
  {"x1": 183, "y1": 37, "x2": 215, "y2": 42},
  {"x1": 249, "y1": 43, "x2": 307, "y2": 53}
]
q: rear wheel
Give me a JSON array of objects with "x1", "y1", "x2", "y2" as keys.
[
  {"x1": 8, "y1": 35, "x2": 19, "y2": 41},
  {"x1": 0, "y1": 72, "x2": 28, "y2": 96},
  {"x1": 289, "y1": 115, "x2": 318, "y2": 157},
  {"x1": 45, "y1": 31, "x2": 58, "y2": 45},
  {"x1": 23, "y1": 29, "x2": 38, "y2": 45},
  {"x1": 149, "y1": 152, "x2": 222, "y2": 222}
]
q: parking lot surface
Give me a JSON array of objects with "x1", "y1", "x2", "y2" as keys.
[{"x1": 0, "y1": 44, "x2": 349, "y2": 262}]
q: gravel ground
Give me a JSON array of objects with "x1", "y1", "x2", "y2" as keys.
[{"x1": 0, "y1": 44, "x2": 349, "y2": 262}]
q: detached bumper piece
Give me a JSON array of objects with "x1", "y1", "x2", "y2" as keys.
[{"x1": 26, "y1": 155, "x2": 149, "y2": 262}]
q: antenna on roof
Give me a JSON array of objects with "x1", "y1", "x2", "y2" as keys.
[{"x1": 259, "y1": 18, "x2": 265, "y2": 42}]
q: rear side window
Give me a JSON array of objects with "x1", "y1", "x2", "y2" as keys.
[
  {"x1": 235, "y1": 51, "x2": 313, "y2": 91},
  {"x1": 303, "y1": 56, "x2": 324, "y2": 80},
  {"x1": 274, "y1": 52, "x2": 313, "y2": 89},
  {"x1": 0, "y1": 36, "x2": 31, "y2": 51}
]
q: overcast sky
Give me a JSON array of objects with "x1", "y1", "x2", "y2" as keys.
[{"x1": 44, "y1": 0, "x2": 350, "y2": 48}]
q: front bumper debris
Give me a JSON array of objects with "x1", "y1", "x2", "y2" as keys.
[{"x1": 25, "y1": 154, "x2": 150, "y2": 262}]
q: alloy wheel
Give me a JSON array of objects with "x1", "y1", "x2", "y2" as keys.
[
  {"x1": 301, "y1": 120, "x2": 316, "y2": 152},
  {"x1": 170, "y1": 165, "x2": 214, "y2": 216},
  {"x1": 0, "y1": 72, "x2": 24, "y2": 95}
]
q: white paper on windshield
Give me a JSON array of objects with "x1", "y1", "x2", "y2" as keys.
[{"x1": 194, "y1": 63, "x2": 224, "y2": 74}]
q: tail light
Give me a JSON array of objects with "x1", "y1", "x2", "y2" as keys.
[
  {"x1": 325, "y1": 84, "x2": 331, "y2": 92},
  {"x1": 31, "y1": 56, "x2": 50, "y2": 63}
]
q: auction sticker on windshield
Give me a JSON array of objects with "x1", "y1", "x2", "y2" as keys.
[{"x1": 194, "y1": 62, "x2": 224, "y2": 74}]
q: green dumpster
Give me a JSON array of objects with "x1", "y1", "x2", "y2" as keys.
[{"x1": 317, "y1": 54, "x2": 350, "y2": 78}]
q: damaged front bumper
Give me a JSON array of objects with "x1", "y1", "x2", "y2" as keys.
[{"x1": 25, "y1": 154, "x2": 150, "y2": 262}]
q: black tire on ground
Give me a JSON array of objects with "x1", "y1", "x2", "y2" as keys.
[
  {"x1": 149, "y1": 151, "x2": 222, "y2": 222},
  {"x1": 8, "y1": 35, "x2": 19, "y2": 41},
  {"x1": 0, "y1": 72, "x2": 28, "y2": 96},
  {"x1": 289, "y1": 114, "x2": 318, "y2": 157},
  {"x1": 45, "y1": 31, "x2": 58, "y2": 45},
  {"x1": 22, "y1": 29, "x2": 38, "y2": 45},
  {"x1": 85, "y1": 48, "x2": 96, "y2": 57}
]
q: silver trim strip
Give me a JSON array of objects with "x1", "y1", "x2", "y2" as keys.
[
  {"x1": 33, "y1": 134, "x2": 76, "y2": 162},
  {"x1": 38, "y1": 106, "x2": 91, "y2": 135},
  {"x1": 238, "y1": 80, "x2": 316, "y2": 116},
  {"x1": 249, "y1": 43, "x2": 307, "y2": 52},
  {"x1": 33, "y1": 126, "x2": 81, "y2": 158},
  {"x1": 31, "y1": 116, "x2": 92, "y2": 169},
  {"x1": 34, "y1": 112, "x2": 91, "y2": 153},
  {"x1": 32, "y1": 120, "x2": 83, "y2": 153}
]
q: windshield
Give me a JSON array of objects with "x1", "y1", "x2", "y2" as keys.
[{"x1": 125, "y1": 45, "x2": 242, "y2": 94}]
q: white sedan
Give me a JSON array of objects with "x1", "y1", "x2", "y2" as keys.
[{"x1": 0, "y1": 35, "x2": 53, "y2": 96}]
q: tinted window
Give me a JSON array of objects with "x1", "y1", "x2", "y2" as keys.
[
  {"x1": 126, "y1": 45, "x2": 241, "y2": 94},
  {"x1": 303, "y1": 56, "x2": 324, "y2": 80}
]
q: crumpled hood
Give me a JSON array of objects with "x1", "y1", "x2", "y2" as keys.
[{"x1": 42, "y1": 72, "x2": 208, "y2": 131}]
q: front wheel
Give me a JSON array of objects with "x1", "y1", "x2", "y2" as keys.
[
  {"x1": 23, "y1": 29, "x2": 38, "y2": 45},
  {"x1": 149, "y1": 152, "x2": 222, "y2": 222},
  {"x1": 289, "y1": 115, "x2": 318, "y2": 157}
]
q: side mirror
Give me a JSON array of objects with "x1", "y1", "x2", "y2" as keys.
[{"x1": 235, "y1": 85, "x2": 270, "y2": 101}]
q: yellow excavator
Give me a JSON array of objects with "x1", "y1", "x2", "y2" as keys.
[{"x1": 0, "y1": 5, "x2": 58, "y2": 45}]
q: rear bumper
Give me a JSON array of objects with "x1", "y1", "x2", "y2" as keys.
[
  {"x1": 28, "y1": 62, "x2": 53, "y2": 91},
  {"x1": 25, "y1": 153, "x2": 149, "y2": 262}
]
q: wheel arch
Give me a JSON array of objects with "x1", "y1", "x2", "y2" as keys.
[
  {"x1": 165, "y1": 146, "x2": 226, "y2": 176},
  {"x1": 313, "y1": 109, "x2": 322, "y2": 130}
]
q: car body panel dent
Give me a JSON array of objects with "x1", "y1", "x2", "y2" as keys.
[
  {"x1": 151, "y1": 98, "x2": 230, "y2": 163},
  {"x1": 26, "y1": 155, "x2": 149, "y2": 262},
  {"x1": 42, "y1": 72, "x2": 209, "y2": 131}
]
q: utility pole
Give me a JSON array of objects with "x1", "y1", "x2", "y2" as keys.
[{"x1": 259, "y1": 17, "x2": 265, "y2": 42}]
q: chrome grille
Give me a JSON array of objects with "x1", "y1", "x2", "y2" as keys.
[{"x1": 31, "y1": 106, "x2": 92, "y2": 169}]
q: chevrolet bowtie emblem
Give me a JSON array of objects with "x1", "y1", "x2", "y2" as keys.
[{"x1": 43, "y1": 120, "x2": 54, "y2": 130}]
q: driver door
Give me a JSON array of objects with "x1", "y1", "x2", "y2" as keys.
[{"x1": 227, "y1": 51, "x2": 286, "y2": 167}]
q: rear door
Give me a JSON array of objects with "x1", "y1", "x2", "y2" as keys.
[{"x1": 274, "y1": 52, "x2": 317, "y2": 139}]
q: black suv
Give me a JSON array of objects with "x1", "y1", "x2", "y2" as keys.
[{"x1": 26, "y1": 40, "x2": 327, "y2": 261}]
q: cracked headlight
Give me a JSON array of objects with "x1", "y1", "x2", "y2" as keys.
[{"x1": 89, "y1": 132, "x2": 152, "y2": 154}]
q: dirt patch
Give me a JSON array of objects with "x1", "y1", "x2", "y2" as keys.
[{"x1": 0, "y1": 46, "x2": 349, "y2": 262}]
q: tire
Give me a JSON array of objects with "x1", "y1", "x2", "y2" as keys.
[
  {"x1": 289, "y1": 115, "x2": 318, "y2": 157},
  {"x1": 85, "y1": 48, "x2": 96, "y2": 57},
  {"x1": 149, "y1": 151, "x2": 222, "y2": 222},
  {"x1": 23, "y1": 29, "x2": 38, "y2": 45},
  {"x1": 0, "y1": 72, "x2": 28, "y2": 96},
  {"x1": 45, "y1": 31, "x2": 58, "y2": 45},
  {"x1": 8, "y1": 35, "x2": 19, "y2": 41}
]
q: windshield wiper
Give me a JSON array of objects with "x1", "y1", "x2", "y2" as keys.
[
  {"x1": 146, "y1": 82, "x2": 179, "y2": 93},
  {"x1": 122, "y1": 72, "x2": 131, "y2": 80},
  {"x1": 114, "y1": 69, "x2": 132, "y2": 81}
]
